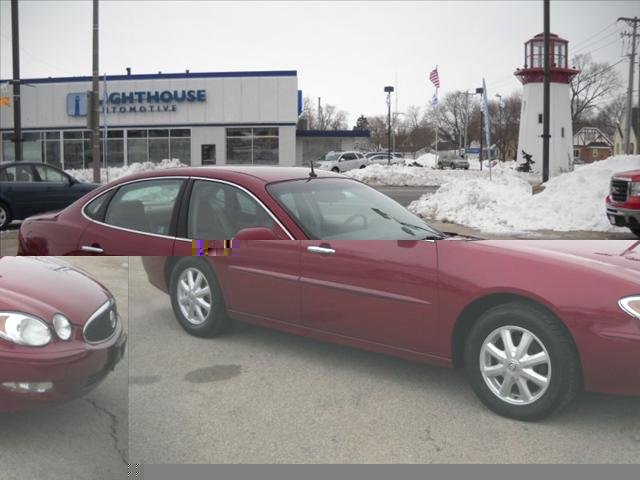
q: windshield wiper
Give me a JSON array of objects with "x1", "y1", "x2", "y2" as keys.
[{"x1": 371, "y1": 208, "x2": 445, "y2": 238}]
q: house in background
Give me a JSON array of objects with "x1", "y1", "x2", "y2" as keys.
[
  {"x1": 613, "y1": 106, "x2": 639, "y2": 155},
  {"x1": 573, "y1": 127, "x2": 612, "y2": 163}
]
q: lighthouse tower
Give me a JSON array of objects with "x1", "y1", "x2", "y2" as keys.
[{"x1": 515, "y1": 33, "x2": 579, "y2": 176}]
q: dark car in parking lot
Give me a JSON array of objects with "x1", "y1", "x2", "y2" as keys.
[{"x1": 0, "y1": 162, "x2": 99, "y2": 230}]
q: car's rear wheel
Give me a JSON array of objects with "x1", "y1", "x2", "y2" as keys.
[
  {"x1": 359, "y1": 164, "x2": 366, "y2": 169},
  {"x1": 169, "y1": 258, "x2": 232, "y2": 337},
  {"x1": 464, "y1": 302, "x2": 580, "y2": 420},
  {"x1": 0, "y1": 202, "x2": 11, "y2": 230}
]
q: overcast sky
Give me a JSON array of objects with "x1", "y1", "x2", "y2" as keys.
[{"x1": 0, "y1": 0, "x2": 637, "y2": 125}]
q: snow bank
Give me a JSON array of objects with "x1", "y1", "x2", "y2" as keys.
[
  {"x1": 346, "y1": 160, "x2": 535, "y2": 187},
  {"x1": 67, "y1": 158, "x2": 187, "y2": 184},
  {"x1": 408, "y1": 155, "x2": 640, "y2": 233}
]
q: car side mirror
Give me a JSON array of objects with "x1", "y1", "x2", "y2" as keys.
[
  {"x1": 68, "y1": 176, "x2": 78, "y2": 185},
  {"x1": 234, "y1": 227, "x2": 279, "y2": 240}
]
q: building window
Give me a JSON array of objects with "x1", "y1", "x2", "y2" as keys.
[
  {"x1": 126, "y1": 128, "x2": 191, "y2": 164},
  {"x1": 561, "y1": 127, "x2": 565, "y2": 138},
  {"x1": 573, "y1": 149, "x2": 580, "y2": 159},
  {"x1": 226, "y1": 127, "x2": 279, "y2": 165}
]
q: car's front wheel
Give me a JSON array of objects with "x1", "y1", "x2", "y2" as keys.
[
  {"x1": 464, "y1": 302, "x2": 580, "y2": 420},
  {"x1": 0, "y1": 201, "x2": 11, "y2": 230},
  {"x1": 169, "y1": 258, "x2": 232, "y2": 337},
  {"x1": 331, "y1": 167, "x2": 340, "y2": 173}
]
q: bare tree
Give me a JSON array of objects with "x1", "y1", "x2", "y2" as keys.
[
  {"x1": 570, "y1": 53, "x2": 622, "y2": 128},
  {"x1": 429, "y1": 91, "x2": 478, "y2": 147}
]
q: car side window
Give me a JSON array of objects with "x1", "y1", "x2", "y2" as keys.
[
  {"x1": 342, "y1": 153, "x2": 356, "y2": 161},
  {"x1": 1, "y1": 165, "x2": 34, "y2": 182},
  {"x1": 84, "y1": 192, "x2": 109, "y2": 220},
  {"x1": 187, "y1": 180, "x2": 274, "y2": 240},
  {"x1": 35, "y1": 165, "x2": 67, "y2": 183},
  {"x1": 103, "y1": 179, "x2": 183, "y2": 235}
]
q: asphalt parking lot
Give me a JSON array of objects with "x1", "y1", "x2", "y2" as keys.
[
  {"x1": 128, "y1": 256, "x2": 640, "y2": 464},
  {"x1": 0, "y1": 257, "x2": 129, "y2": 480}
]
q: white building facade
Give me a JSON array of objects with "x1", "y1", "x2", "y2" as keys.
[{"x1": 0, "y1": 70, "x2": 300, "y2": 168}]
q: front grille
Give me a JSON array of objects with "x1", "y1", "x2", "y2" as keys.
[
  {"x1": 610, "y1": 178, "x2": 630, "y2": 203},
  {"x1": 83, "y1": 299, "x2": 118, "y2": 344}
]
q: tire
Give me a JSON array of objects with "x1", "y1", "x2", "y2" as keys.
[
  {"x1": 629, "y1": 226, "x2": 640, "y2": 238},
  {"x1": 464, "y1": 301, "x2": 580, "y2": 421},
  {"x1": 0, "y1": 201, "x2": 11, "y2": 231},
  {"x1": 169, "y1": 258, "x2": 232, "y2": 337},
  {"x1": 451, "y1": 165, "x2": 457, "y2": 170},
  {"x1": 331, "y1": 167, "x2": 340, "y2": 173},
  {"x1": 359, "y1": 164, "x2": 366, "y2": 169}
]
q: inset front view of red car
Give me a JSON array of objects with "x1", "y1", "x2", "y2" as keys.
[
  {"x1": 607, "y1": 170, "x2": 640, "y2": 237},
  {"x1": 0, "y1": 256, "x2": 127, "y2": 412}
]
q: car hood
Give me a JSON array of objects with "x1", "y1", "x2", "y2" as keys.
[
  {"x1": 480, "y1": 240, "x2": 640, "y2": 284},
  {"x1": 0, "y1": 257, "x2": 111, "y2": 326},
  {"x1": 613, "y1": 170, "x2": 640, "y2": 180}
]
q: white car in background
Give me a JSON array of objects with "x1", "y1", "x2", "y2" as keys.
[
  {"x1": 367, "y1": 152, "x2": 404, "y2": 166},
  {"x1": 314, "y1": 151, "x2": 369, "y2": 173}
]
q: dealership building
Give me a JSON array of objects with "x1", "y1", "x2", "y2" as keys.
[
  {"x1": 1, "y1": 69, "x2": 361, "y2": 168},
  {"x1": 0, "y1": 70, "x2": 371, "y2": 168}
]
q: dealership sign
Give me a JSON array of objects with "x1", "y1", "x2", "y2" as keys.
[{"x1": 67, "y1": 89, "x2": 206, "y2": 116}]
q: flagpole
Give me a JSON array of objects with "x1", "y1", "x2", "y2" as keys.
[{"x1": 435, "y1": 87, "x2": 439, "y2": 164}]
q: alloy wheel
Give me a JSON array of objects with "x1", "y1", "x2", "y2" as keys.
[
  {"x1": 479, "y1": 325, "x2": 552, "y2": 406},
  {"x1": 0, "y1": 206, "x2": 6, "y2": 228},
  {"x1": 177, "y1": 267, "x2": 212, "y2": 325}
]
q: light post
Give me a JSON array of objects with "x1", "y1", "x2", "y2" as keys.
[
  {"x1": 384, "y1": 86, "x2": 394, "y2": 165},
  {"x1": 495, "y1": 93, "x2": 503, "y2": 160}
]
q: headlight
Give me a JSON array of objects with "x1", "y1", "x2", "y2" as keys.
[
  {"x1": 0, "y1": 312, "x2": 52, "y2": 346},
  {"x1": 53, "y1": 314, "x2": 72, "y2": 341},
  {"x1": 630, "y1": 182, "x2": 640, "y2": 197},
  {"x1": 619, "y1": 296, "x2": 640, "y2": 319}
]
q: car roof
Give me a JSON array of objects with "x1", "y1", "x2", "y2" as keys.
[
  {"x1": 0, "y1": 161, "x2": 61, "y2": 168},
  {"x1": 110, "y1": 165, "x2": 347, "y2": 184}
]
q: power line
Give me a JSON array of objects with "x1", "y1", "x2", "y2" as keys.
[
  {"x1": 572, "y1": 27, "x2": 623, "y2": 55},
  {"x1": 571, "y1": 21, "x2": 618, "y2": 49}
]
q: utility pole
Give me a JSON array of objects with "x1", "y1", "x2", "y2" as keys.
[
  {"x1": 542, "y1": 0, "x2": 551, "y2": 183},
  {"x1": 11, "y1": 0, "x2": 22, "y2": 162},
  {"x1": 384, "y1": 86, "x2": 394, "y2": 165},
  {"x1": 618, "y1": 16, "x2": 639, "y2": 154},
  {"x1": 91, "y1": 0, "x2": 101, "y2": 182},
  {"x1": 317, "y1": 97, "x2": 321, "y2": 130}
]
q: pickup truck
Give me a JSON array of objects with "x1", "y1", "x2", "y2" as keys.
[{"x1": 606, "y1": 170, "x2": 640, "y2": 237}]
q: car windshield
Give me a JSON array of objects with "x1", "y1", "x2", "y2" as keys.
[
  {"x1": 319, "y1": 152, "x2": 340, "y2": 162},
  {"x1": 267, "y1": 178, "x2": 444, "y2": 240}
]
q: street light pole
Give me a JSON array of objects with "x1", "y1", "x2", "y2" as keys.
[
  {"x1": 11, "y1": 0, "x2": 22, "y2": 162},
  {"x1": 91, "y1": 0, "x2": 101, "y2": 183},
  {"x1": 384, "y1": 86, "x2": 394, "y2": 165}
]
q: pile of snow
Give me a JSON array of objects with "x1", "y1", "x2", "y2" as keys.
[
  {"x1": 409, "y1": 153, "x2": 438, "y2": 168},
  {"x1": 408, "y1": 155, "x2": 640, "y2": 233},
  {"x1": 67, "y1": 158, "x2": 187, "y2": 184},
  {"x1": 345, "y1": 160, "x2": 535, "y2": 187}
]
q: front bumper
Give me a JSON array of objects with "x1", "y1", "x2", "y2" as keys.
[
  {"x1": 581, "y1": 318, "x2": 640, "y2": 397},
  {"x1": 0, "y1": 326, "x2": 126, "y2": 412},
  {"x1": 606, "y1": 197, "x2": 640, "y2": 229}
]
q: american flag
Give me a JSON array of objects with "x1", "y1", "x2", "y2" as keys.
[{"x1": 429, "y1": 67, "x2": 440, "y2": 89}]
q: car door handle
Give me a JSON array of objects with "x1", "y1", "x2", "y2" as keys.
[
  {"x1": 307, "y1": 245, "x2": 335, "y2": 255},
  {"x1": 81, "y1": 245, "x2": 104, "y2": 254}
]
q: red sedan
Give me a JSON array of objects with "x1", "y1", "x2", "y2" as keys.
[
  {"x1": 17, "y1": 166, "x2": 444, "y2": 255},
  {"x1": 143, "y1": 240, "x2": 640, "y2": 420},
  {"x1": 0, "y1": 256, "x2": 126, "y2": 412}
]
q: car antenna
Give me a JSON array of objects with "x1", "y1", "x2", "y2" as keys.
[{"x1": 309, "y1": 159, "x2": 317, "y2": 178}]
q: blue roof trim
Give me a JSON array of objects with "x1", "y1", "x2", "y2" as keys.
[
  {"x1": 1, "y1": 70, "x2": 298, "y2": 85},
  {"x1": 296, "y1": 130, "x2": 370, "y2": 138},
  {"x1": 0, "y1": 122, "x2": 298, "y2": 131}
]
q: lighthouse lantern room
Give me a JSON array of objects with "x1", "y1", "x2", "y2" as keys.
[{"x1": 515, "y1": 33, "x2": 579, "y2": 177}]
